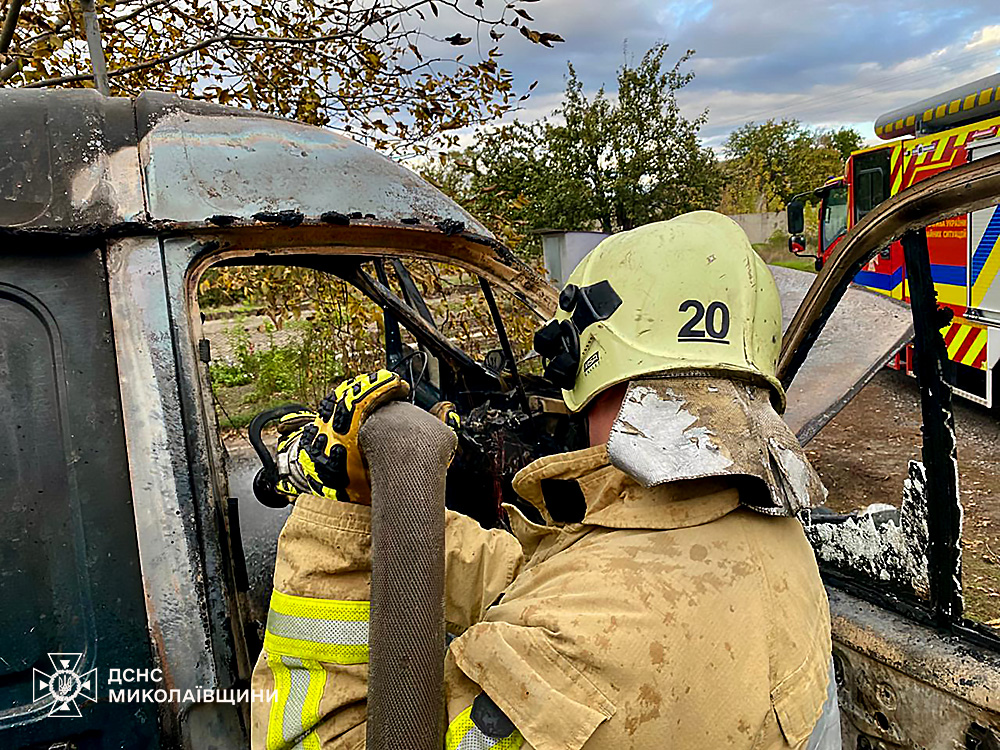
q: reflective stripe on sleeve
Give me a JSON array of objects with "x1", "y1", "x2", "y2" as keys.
[
  {"x1": 265, "y1": 654, "x2": 325, "y2": 750},
  {"x1": 446, "y1": 705, "x2": 524, "y2": 750},
  {"x1": 264, "y1": 590, "x2": 370, "y2": 664}
]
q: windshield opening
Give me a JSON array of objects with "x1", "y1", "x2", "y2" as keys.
[{"x1": 821, "y1": 185, "x2": 849, "y2": 254}]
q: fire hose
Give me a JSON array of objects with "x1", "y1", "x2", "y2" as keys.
[{"x1": 359, "y1": 401, "x2": 456, "y2": 749}]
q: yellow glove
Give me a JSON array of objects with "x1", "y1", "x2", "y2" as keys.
[
  {"x1": 295, "y1": 370, "x2": 410, "y2": 505},
  {"x1": 276, "y1": 409, "x2": 317, "y2": 436}
]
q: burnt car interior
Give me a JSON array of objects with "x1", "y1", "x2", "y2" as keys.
[{"x1": 193, "y1": 251, "x2": 581, "y2": 548}]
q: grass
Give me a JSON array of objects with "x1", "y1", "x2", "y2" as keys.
[
  {"x1": 208, "y1": 318, "x2": 350, "y2": 430},
  {"x1": 753, "y1": 233, "x2": 818, "y2": 270},
  {"x1": 770, "y1": 257, "x2": 817, "y2": 273},
  {"x1": 213, "y1": 386, "x2": 292, "y2": 430}
]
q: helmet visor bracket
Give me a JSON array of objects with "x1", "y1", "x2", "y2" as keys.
[{"x1": 535, "y1": 280, "x2": 622, "y2": 391}]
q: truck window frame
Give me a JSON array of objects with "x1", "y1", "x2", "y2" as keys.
[
  {"x1": 820, "y1": 184, "x2": 849, "y2": 255},
  {"x1": 852, "y1": 149, "x2": 892, "y2": 222}
]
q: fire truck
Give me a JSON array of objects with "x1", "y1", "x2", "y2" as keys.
[{"x1": 787, "y1": 73, "x2": 1000, "y2": 407}]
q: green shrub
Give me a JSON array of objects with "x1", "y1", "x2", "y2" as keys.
[
  {"x1": 209, "y1": 361, "x2": 255, "y2": 387},
  {"x1": 212, "y1": 317, "x2": 356, "y2": 413}
]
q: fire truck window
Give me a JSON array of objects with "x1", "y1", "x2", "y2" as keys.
[
  {"x1": 854, "y1": 168, "x2": 886, "y2": 220},
  {"x1": 821, "y1": 186, "x2": 849, "y2": 254},
  {"x1": 853, "y1": 149, "x2": 892, "y2": 222}
]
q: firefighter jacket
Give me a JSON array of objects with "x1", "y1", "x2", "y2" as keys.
[{"x1": 250, "y1": 441, "x2": 833, "y2": 750}]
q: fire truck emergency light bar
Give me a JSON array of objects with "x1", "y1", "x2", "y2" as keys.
[{"x1": 875, "y1": 72, "x2": 1000, "y2": 140}]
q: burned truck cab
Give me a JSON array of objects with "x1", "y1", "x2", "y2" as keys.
[{"x1": 0, "y1": 89, "x2": 561, "y2": 749}]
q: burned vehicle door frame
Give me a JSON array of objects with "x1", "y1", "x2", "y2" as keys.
[
  {"x1": 175, "y1": 225, "x2": 553, "y2": 567},
  {"x1": 108, "y1": 236, "x2": 255, "y2": 746},
  {"x1": 781, "y1": 151, "x2": 1000, "y2": 746},
  {"x1": 107, "y1": 223, "x2": 558, "y2": 746}
]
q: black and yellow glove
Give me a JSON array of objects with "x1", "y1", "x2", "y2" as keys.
[
  {"x1": 287, "y1": 370, "x2": 410, "y2": 504},
  {"x1": 429, "y1": 400, "x2": 461, "y2": 431},
  {"x1": 270, "y1": 409, "x2": 320, "y2": 502}
]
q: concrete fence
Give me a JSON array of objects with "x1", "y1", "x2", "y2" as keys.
[
  {"x1": 539, "y1": 213, "x2": 788, "y2": 285},
  {"x1": 726, "y1": 211, "x2": 786, "y2": 244}
]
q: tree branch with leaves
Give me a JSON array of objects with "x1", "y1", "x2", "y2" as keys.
[
  {"x1": 720, "y1": 119, "x2": 862, "y2": 212},
  {"x1": 0, "y1": 0, "x2": 563, "y2": 154}
]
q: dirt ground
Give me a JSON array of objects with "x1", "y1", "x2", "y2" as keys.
[{"x1": 805, "y1": 368, "x2": 1000, "y2": 627}]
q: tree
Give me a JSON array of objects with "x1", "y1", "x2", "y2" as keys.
[
  {"x1": 424, "y1": 43, "x2": 724, "y2": 252},
  {"x1": 425, "y1": 121, "x2": 550, "y2": 250},
  {"x1": 555, "y1": 46, "x2": 724, "y2": 232},
  {"x1": 0, "y1": 0, "x2": 563, "y2": 154},
  {"x1": 822, "y1": 127, "x2": 864, "y2": 163},
  {"x1": 720, "y1": 119, "x2": 861, "y2": 212}
]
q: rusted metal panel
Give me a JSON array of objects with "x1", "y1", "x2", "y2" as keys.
[
  {"x1": 161, "y1": 238, "x2": 251, "y2": 717},
  {"x1": 772, "y1": 265, "x2": 913, "y2": 443},
  {"x1": 135, "y1": 92, "x2": 490, "y2": 234},
  {"x1": 0, "y1": 89, "x2": 142, "y2": 228},
  {"x1": 0, "y1": 91, "x2": 556, "y2": 317},
  {"x1": 828, "y1": 586, "x2": 1000, "y2": 747},
  {"x1": 0, "y1": 242, "x2": 159, "y2": 746},
  {"x1": 0, "y1": 90, "x2": 490, "y2": 239}
]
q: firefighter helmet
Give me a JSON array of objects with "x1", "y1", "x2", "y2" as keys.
[{"x1": 533, "y1": 211, "x2": 785, "y2": 413}]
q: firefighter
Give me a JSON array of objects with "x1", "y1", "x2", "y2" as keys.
[{"x1": 250, "y1": 210, "x2": 839, "y2": 749}]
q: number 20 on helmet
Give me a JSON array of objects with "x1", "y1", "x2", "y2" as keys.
[{"x1": 533, "y1": 211, "x2": 786, "y2": 414}]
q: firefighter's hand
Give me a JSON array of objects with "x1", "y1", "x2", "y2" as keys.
[
  {"x1": 429, "y1": 400, "x2": 461, "y2": 431},
  {"x1": 296, "y1": 370, "x2": 410, "y2": 505}
]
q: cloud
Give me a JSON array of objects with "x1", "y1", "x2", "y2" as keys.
[
  {"x1": 967, "y1": 25, "x2": 1000, "y2": 50},
  {"x1": 473, "y1": 0, "x2": 1000, "y2": 147}
]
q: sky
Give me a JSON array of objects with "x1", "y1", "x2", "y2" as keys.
[{"x1": 457, "y1": 0, "x2": 1000, "y2": 150}]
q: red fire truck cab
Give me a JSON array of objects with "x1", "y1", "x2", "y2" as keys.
[{"x1": 788, "y1": 73, "x2": 1000, "y2": 407}]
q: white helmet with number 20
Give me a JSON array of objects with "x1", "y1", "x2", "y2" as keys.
[{"x1": 534, "y1": 211, "x2": 785, "y2": 414}]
